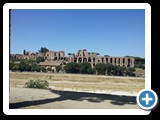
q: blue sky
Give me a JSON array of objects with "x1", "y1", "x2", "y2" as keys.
[{"x1": 11, "y1": 9, "x2": 145, "y2": 58}]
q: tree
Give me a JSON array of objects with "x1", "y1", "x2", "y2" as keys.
[
  {"x1": 64, "y1": 62, "x2": 79, "y2": 73},
  {"x1": 31, "y1": 64, "x2": 41, "y2": 72},
  {"x1": 23, "y1": 49, "x2": 26, "y2": 55},
  {"x1": 9, "y1": 62, "x2": 14, "y2": 70},
  {"x1": 36, "y1": 57, "x2": 44, "y2": 63},
  {"x1": 25, "y1": 64, "x2": 31, "y2": 71},
  {"x1": 12, "y1": 65, "x2": 19, "y2": 71},
  {"x1": 128, "y1": 67, "x2": 135, "y2": 72},
  {"x1": 39, "y1": 47, "x2": 49, "y2": 53},
  {"x1": 68, "y1": 53, "x2": 72, "y2": 56},
  {"x1": 126, "y1": 69, "x2": 135, "y2": 76},
  {"x1": 125, "y1": 67, "x2": 136, "y2": 76},
  {"x1": 106, "y1": 63, "x2": 114, "y2": 75},
  {"x1": 95, "y1": 63, "x2": 107, "y2": 75},
  {"x1": 79, "y1": 62, "x2": 92, "y2": 74},
  {"x1": 87, "y1": 67, "x2": 95, "y2": 74},
  {"x1": 113, "y1": 66, "x2": 126, "y2": 76},
  {"x1": 104, "y1": 55, "x2": 110, "y2": 57},
  {"x1": 19, "y1": 61, "x2": 28, "y2": 71},
  {"x1": 41, "y1": 67, "x2": 46, "y2": 72},
  {"x1": 47, "y1": 67, "x2": 52, "y2": 72},
  {"x1": 56, "y1": 65, "x2": 62, "y2": 72},
  {"x1": 96, "y1": 53, "x2": 100, "y2": 55}
]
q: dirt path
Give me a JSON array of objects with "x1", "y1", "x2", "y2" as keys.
[{"x1": 10, "y1": 87, "x2": 140, "y2": 109}]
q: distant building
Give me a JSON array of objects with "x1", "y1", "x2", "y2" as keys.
[
  {"x1": 68, "y1": 49, "x2": 135, "y2": 68},
  {"x1": 10, "y1": 49, "x2": 135, "y2": 68}
]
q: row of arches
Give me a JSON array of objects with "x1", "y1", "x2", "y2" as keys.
[{"x1": 71, "y1": 57, "x2": 134, "y2": 67}]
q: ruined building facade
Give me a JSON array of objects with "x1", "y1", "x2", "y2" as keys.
[
  {"x1": 10, "y1": 49, "x2": 135, "y2": 68},
  {"x1": 67, "y1": 49, "x2": 135, "y2": 67}
]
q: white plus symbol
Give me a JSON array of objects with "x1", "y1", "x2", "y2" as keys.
[{"x1": 142, "y1": 93, "x2": 153, "y2": 105}]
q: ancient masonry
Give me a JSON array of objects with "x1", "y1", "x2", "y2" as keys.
[{"x1": 11, "y1": 49, "x2": 135, "y2": 68}]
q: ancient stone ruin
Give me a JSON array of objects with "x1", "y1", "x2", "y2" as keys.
[{"x1": 10, "y1": 49, "x2": 135, "y2": 68}]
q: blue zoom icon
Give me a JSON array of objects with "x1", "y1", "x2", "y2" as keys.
[{"x1": 137, "y1": 89, "x2": 158, "y2": 110}]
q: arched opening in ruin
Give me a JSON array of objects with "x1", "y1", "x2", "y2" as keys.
[
  {"x1": 123, "y1": 58, "x2": 125, "y2": 64},
  {"x1": 106, "y1": 58, "x2": 108, "y2": 63},
  {"x1": 128, "y1": 59, "x2": 131, "y2": 67},
  {"x1": 79, "y1": 57, "x2": 82, "y2": 63},
  {"x1": 74, "y1": 58, "x2": 77, "y2": 63},
  {"x1": 102, "y1": 58, "x2": 104, "y2": 63},
  {"x1": 93, "y1": 64, "x2": 95, "y2": 67},
  {"x1": 54, "y1": 57, "x2": 57, "y2": 60},
  {"x1": 60, "y1": 57, "x2": 63, "y2": 60},
  {"x1": 83, "y1": 58, "x2": 87, "y2": 62},
  {"x1": 110, "y1": 58, "x2": 112, "y2": 63},
  {"x1": 88, "y1": 57, "x2": 91, "y2": 62},
  {"x1": 93, "y1": 58, "x2": 95, "y2": 63},
  {"x1": 118, "y1": 58, "x2": 120, "y2": 64}
]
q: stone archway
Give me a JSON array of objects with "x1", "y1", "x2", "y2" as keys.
[
  {"x1": 83, "y1": 58, "x2": 87, "y2": 62},
  {"x1": 88, "y1": 57, "x2": 91, "y2": 62},
  {"x1": 79, "y1": 57, "x2": 82, "y2": 63},
  {"x1": 74, "y1": 58, "x2": 77, "y2": 63},
  {"x1": 128, "y1": 59, "x2": 131, "y2": 67}
]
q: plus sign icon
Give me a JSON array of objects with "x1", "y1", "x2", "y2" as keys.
[{"x1": 137, "y1": 89, "x2": 158, "y2": 110}]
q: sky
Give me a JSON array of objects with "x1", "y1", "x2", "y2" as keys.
[{"x1": 10, "y1": 9, "x2": 145, "y2": 58}]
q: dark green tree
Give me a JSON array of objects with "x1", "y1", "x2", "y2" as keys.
[
  {"x1": 12, "y1": 65, "x2": 19, "y2": 71},
  {"x1": 25, "y1": 64, "x2": 31, "y2": 71},
  {"x1": 23, "y1": 49, "x2": 26, "y2": 55},
  {"x1": 96, "y1": 53, "x2": 100, "y2": 55},
  {"x1": 95, "y1": 63, "x2": 107, "y2": 75},
  {"x1": 126, "y1": 69, "x2": 136, "y2": 76},
  {"x1": 19, "y1": 61, "x2": 28, "y2": 71},
  {"x1": 106, "y1": 63, "x2": 114, "y2": 75},
  {"x1": 41, "y1": 67, "x2": 46, "y2": 72},
  {"x1": 31, "y1": 64, "x2": 41, "y2": 72},
  {"x1": 56, "y1": 65, "x2": 62, "y2": 72},
  {"x1": 79, "y1": 62, "x2": 92, "y2": 74},
  {"x1": 64, "y1": 62, "x2": 79, "y2": 73},
  {"x1": 68, "y1": 53, "x2": 72, "y2": 56},
  {"x1": 47, "y1": 67, "x2": 52, "y2": 72},
  {"x1": 104, "y1": 55, "x2": 110, "y2": 57},
  {"x1": 36, "y1": 57, "x2": 45, "y2": 63},
  {"x1": 39, "y1": 47, "x2": 49, "y2": 53},
  {"x1": 113, "y1": 66, "x2": 126, "y2": 76},
  {"x1": 9, "y1": 62, "x2": 14, "y2": 70}
]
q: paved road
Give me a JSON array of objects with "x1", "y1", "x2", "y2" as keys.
[{"x1": 9, "y1": 87, "x2": 140, "y2": 109}]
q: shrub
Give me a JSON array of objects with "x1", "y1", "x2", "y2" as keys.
[
  {"x1": 24, "y1": 79, "x2": 49, "y2": 89},
  {"x1": 56, "y1": 65, "x2": 62, "y2": 72},
  {"x1": 36, "y1": 57, "x2": 45, "y2": 63}
]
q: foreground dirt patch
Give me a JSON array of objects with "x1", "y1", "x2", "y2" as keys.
[
  {"x1": 10, "y1": 87, "x2": 140, "y2": 109},
  {"x1": 9, "y1": 72, "x2": 144, "y2": 109}
]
